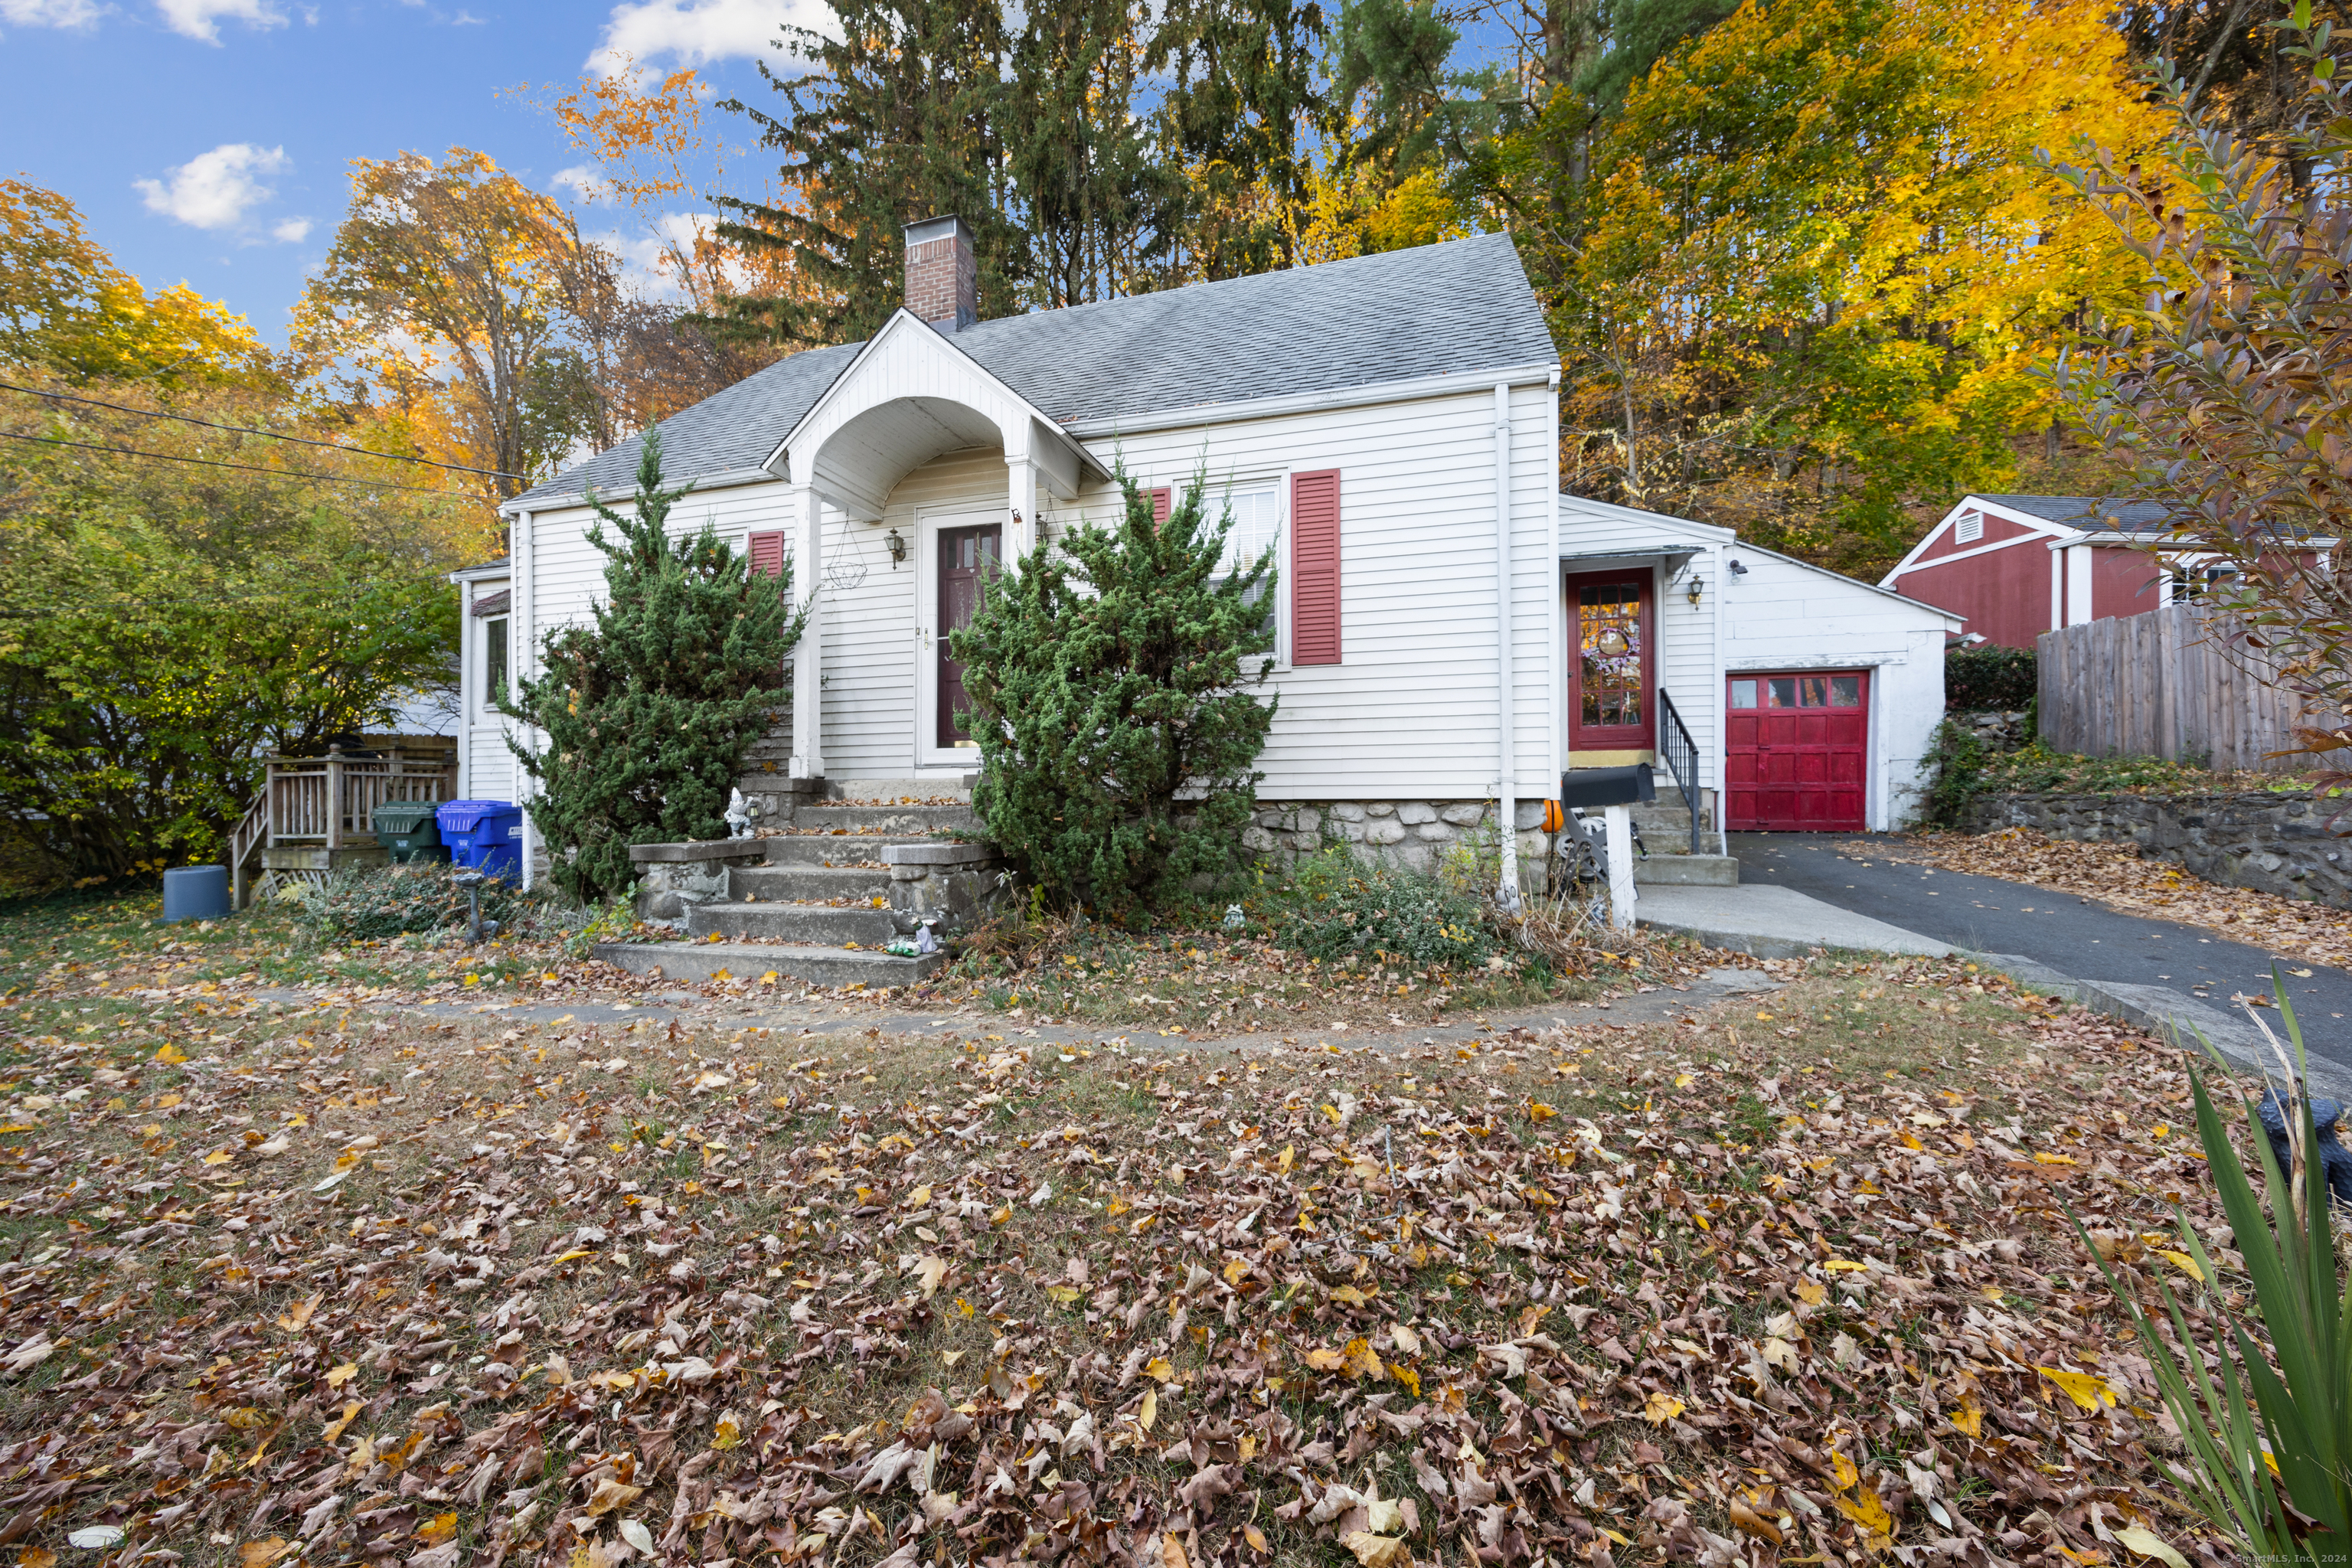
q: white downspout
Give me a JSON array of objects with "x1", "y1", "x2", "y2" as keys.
[
  {"x1": 1494, "y1": 384, "x2": 1520, "y2": 912},
  {"x1": 513, "y1": 508, "x2": 536, "y2": 892},
  {"x1": 454, "y1": 578, "x2": 473, "y2": 802}
]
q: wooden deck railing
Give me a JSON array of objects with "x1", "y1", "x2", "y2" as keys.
[{"x1": 230, "y1": 745, "x2": 459, "y2": 906}]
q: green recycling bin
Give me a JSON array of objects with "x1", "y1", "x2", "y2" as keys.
[{"x1": 372, "y1": 800, "x2": 449, "y2": 864}]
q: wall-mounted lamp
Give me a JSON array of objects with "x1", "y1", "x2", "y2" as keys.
[
  {"x1": 1727, "y1": 558, "x2": 1749, "y2": 577},
  {"x1": 1686, "y1": 574, "x2": 1704, "y2": 607},
  {"x1": 885, "y1": 528, "x2": 907, "y2": 567}
]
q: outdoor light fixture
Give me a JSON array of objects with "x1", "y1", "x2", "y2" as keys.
[
  {"x1": 1686, "y1": 574, "x2": 1704, "y2": 606},
  {"x1": 1727, "y1": 558, "x2": 1749, "y2": 576},
  {"x1": 886, "y1": 528, "x2": 907, "y2": 567}
]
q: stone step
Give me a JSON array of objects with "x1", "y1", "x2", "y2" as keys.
[
  {"x1": 731, "y1": 864, "x2": 894, "y2": 903},
  {"x1": 686, "y1": 900, "x2": 900, "y2": 945},
  {"x1": 789, "y1": 802, "x2": 980, "y2": 834},
  {"x1": 1632, "y1": 854, "x2": 1739, "y2": 887},
  {"x1": 758, "y1": 835, "x2": 933, "y2": 867},
  {"x1": 1628, "y1": 825, "x2": 1725, "y2": 857},
  {"x1": 593, "y1": 940, "x2": 942, "y2": 988}
]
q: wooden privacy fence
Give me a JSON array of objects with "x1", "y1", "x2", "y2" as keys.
[{"x1": 2036, "y1": 602, "x2": 2344, "y2": 771}]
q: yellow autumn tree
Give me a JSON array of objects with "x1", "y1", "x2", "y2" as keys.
[
  {"x1": 1551, "y1": 0, "x2": 2168, "y2": 570},
  {"x1": 0, "y1": 177, "x2": 279, "y2": 390}
]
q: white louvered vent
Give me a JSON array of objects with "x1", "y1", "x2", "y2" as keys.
[{"x1": 1954, "y1": 511, "x2": 1984, "y2": 544}]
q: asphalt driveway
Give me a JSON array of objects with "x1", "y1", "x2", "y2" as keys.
[{"x1": 1729, "y1": 831, "x2": 2352, "y2": 1073}]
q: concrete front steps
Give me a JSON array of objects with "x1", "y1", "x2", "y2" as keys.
[
  {"x1": 1631, "y1": 782, "x2": 1738, "y2": 886},
  {"x1": 595, "y1": 797, "x2": 983, "y2": 988}
]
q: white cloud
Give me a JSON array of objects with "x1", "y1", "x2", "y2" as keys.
[
  {"x1": 135, "y1": 143, "x2": 289, "y2": 230},
  {"x1": 0, "y1": 0, "x2": 107, "y2": 31},
  {"x1": 271, "y1": 215, "x2": 312, "y2": 243},
  {"x1": 586, "y1": 0, "x2": 820, "y2": 73},
  {"x1": 155, "y1": 0, "x2": 284, "y2": 42},
  {"x1": 553, "y1": 165, "x2": 615, "y2": 204}
]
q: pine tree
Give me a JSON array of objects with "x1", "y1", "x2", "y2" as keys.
[
  {"x1": 711, "y1": 0, "x2": 1018, "y2": 348},
  {"x1": 505, "y1": 433, "x2": 802, "y2": 902},
  {"x1": 952, "y1": 472, "x2": 1276, "y2": 916}
]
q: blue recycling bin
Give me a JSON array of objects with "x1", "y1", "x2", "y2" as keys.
[
  {"x1": 436, "y1": 799, "x2": 524, "y2": 882},
  {"x1": 161, "y1": 864, "x2": 230, "y2": 923}
]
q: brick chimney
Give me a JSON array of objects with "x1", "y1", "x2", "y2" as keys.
[{"x1": 903, "y1": 214, "x2": 977, "y2": 332}]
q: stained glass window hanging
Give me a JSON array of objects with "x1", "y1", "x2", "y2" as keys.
[{"x1": 1577, "y1": 583, "x2": 1644, "y2": 728}]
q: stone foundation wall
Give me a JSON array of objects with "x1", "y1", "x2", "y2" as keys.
[
  {"x1": 1954, "y1": 709, "x2": 2034, "y2": 755},
  {"x1": 1243, "y1": 800, "x2": 1553, "y2": 878},
  {"x1": 1965, "y1": 790, "x2": 2352, "y2": 907}
]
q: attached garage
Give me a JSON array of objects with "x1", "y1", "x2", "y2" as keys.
[
  {"x1": 1725, "y1": 670, "x2": 1871, "y2": 831},
  {"x1": 1556, "y1": 498, "x2": 1965, "y2": 835}
]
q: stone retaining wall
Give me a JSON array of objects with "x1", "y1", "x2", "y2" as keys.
[
  {"x1": 1965, "y1": 789, "x2": 2352, "y2": 907},
  {"x1": 1242, "y1": 800, "x2": 1552, "y2": 877}
]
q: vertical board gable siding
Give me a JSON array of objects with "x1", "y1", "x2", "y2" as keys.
[{"x1": 1291, "y1": 469, "x2": 1342, "y2": 665}]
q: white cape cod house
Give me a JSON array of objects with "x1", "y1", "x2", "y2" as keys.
[{"x1": 452, "y1": 220, "x2": 1956, "y2": 903}]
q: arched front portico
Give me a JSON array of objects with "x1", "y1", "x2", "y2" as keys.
[{"x1": 762, "y1": 310, "x2": 1105, "y2": 778}]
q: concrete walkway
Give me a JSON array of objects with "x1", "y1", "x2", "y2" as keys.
[
  {"x1": 1634, "y1": 882, "x2": 1954, "y2": 959},
  {"x1": 242, "y1": 965, "x2": 1785, "y2": 1058}
]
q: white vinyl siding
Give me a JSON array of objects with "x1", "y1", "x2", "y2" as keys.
[{"x1": 505, "y1": 379, "x2": 1563, "y2": 801}]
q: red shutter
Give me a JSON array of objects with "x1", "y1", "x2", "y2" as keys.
[
  {"x1": 1290, "y1": 469, "x2": 1341, "y2": 665},
  {"x1": 1146, "y1": 487, "x2": 1171, "y2": 524},
  {"x1": 746, "y1": 531, "x2": 786, "y2": 580}
]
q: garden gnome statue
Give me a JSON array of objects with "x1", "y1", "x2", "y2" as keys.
[
  {"x1": 724, "y1": 788, "x2": 757, "y2": 840},
  {"x1": 2256, "y1": 1086, "x2": 2352, "y2": 1209}
]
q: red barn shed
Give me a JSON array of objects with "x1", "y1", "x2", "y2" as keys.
[{"x1": 1877, "y1": 495, "x2": 2190, "y2": 649}]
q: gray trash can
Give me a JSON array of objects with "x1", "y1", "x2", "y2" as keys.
[{"x1": 162, "y1": 865, "x2": 230, "y2": 923}]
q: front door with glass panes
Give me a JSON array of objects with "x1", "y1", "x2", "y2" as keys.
[
  {"x1": 936, "y1": 524, "x2": 1000, "y2": 747},
  {"x1": 1566, "y1": 571, "x2": 1654, "y2": 753},
  {"x1": 1723, "y1": 670, "x2": 1870, "y2": 831}
]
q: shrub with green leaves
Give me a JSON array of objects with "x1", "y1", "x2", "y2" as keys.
[
  {"x1": 504, "y1": 433, "x2": 803, "y2": 903},
  {"x1": 1270, "y1": 847, "x2": 1493, "y2": 969},
  {"x1": 1945, "y1": 644, "x2": 2037, "y2": 711},
  {"x1": 302, "y1": 864, "x2": 544, "y2": 942},
  {"x1": 954, "y1": 471, "x2": 1276, "y2": 916}
]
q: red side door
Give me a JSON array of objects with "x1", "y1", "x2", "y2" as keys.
[
  {"x1": 1724, "y1": 671, "x2": 1870, "y2": 831},
  {"x1": 1567, "y1": 570, "x2": 1655, "y2": 752}
]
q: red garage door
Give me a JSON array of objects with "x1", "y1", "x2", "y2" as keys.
[{"x1": 1725, "y1": 671, "x2": 1870, "y2": 831}]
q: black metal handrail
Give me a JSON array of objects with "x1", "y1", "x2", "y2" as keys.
[{"x1": 1655, "y1": 689, "x2": 1704, "y2": 853}]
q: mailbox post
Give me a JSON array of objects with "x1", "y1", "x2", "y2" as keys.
[{"x1": 1560, "y1": 764, "x2": 1654, "y2": 933}]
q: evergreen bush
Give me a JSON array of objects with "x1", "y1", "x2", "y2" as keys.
[
  {"x1": 953, "y1": 472, "x2": 1276, "y2": 916},
  {"x1": 504, "y1": 434, "x2": 802, "y2": 903},
  {"x1": 1945, "y1": 644, "x2": 2036, "y2": 710}
]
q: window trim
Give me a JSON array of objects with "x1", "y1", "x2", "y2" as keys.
[
  {"x1": 482, "y1": 614, "x2": 510, "y2": 715},
  {"x1": 1142, "y1": 472, "x2": 1292, "y2": 668}
]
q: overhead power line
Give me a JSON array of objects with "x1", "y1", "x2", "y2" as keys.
[
  {"x1": 0, "y1": 429, "x2": 479, "y2": 498},
  {"x1": 0, "y1": 378, "x2": 526, "y2": 481}
]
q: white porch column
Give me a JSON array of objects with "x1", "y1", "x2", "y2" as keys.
[
  {"x1": 1007, "y1": 457, "x2": 1040, "y2": 560},
  {"x1": 789, "y1": 485, "x2": 826, "y2": 779},
  {"x1": 2064, "y1": 542, "x2": 2094, "y2": 626}
]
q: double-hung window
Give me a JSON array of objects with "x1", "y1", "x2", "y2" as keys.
[
  {"x1": 482, "y1": 616, "x2": 509, "y2": 713},
  {"x1": 1216, "y1": 482, "x2": 1282, "y2": 656}
]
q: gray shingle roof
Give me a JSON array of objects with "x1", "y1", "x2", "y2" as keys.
[
  {"x1": 1979, "y1": 494, "x2": 2172, "y2": 533},
  {"x1": 508, "y1": 233, "x2": 1555, "y2": 509}
]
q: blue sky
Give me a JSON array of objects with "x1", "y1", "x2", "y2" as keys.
[{"x1": 0, "y1": 0, "x2": 829, "y2": 345}]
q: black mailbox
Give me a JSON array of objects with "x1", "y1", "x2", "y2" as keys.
[{"x1": 1559, "y1": 763, "x2": 1655, "y2": 808}]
